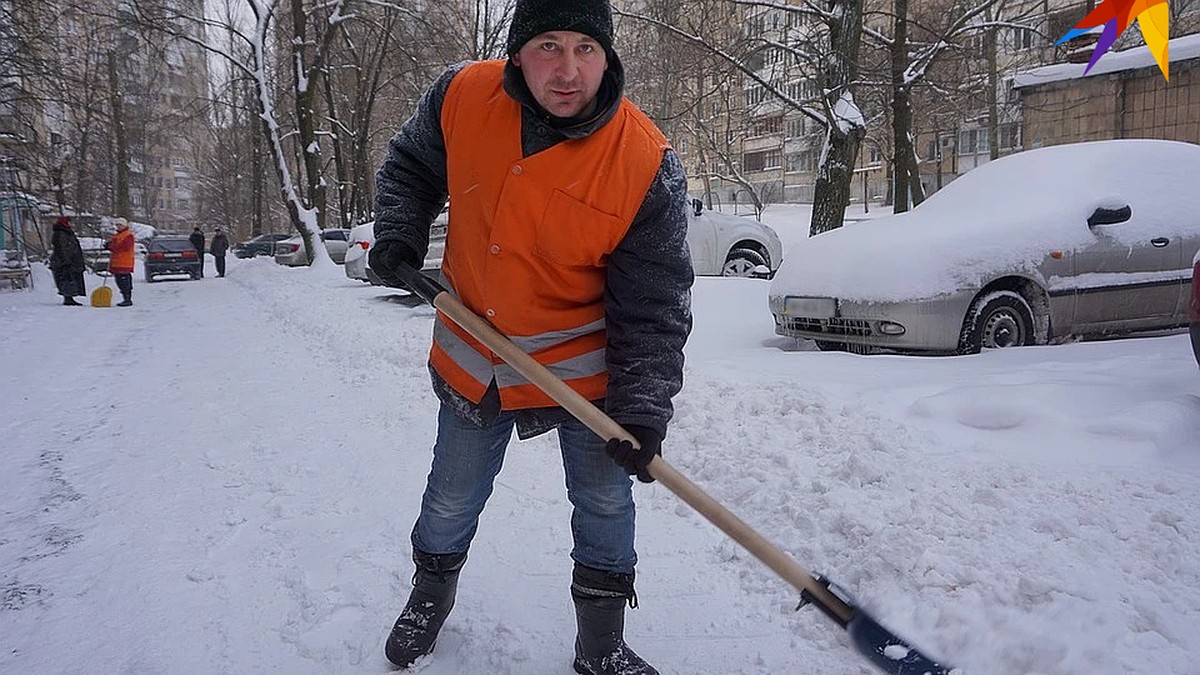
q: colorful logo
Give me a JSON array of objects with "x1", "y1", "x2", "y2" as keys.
[{"x1": 1056, "y1": 0, "x2": 1171, "y2": 81}]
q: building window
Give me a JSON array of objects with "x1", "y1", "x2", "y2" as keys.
[
  {"x1": 959, "y1": 129, "x2": 995, "y2": 155},
  {"x1": 786, "y1": 150, "x2": 817, "y2": 173},
  {"x1": 1011, "y1": 26, "x2": 1035, "y2": 51},
  {"x1": 748, "y1": 115, "x2": 783, "y2": 138},
  {"x1": 999, "y1": 123, "x2": 1020, "y2": 149},
  {"x1": 744, "y1": 150, "x2": 782, "y2": 172}
]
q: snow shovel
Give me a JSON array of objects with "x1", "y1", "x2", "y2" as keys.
[
  {"x1": 391, "y1": 264, "x2": 953, "y2": 675},
  {"x1": 90, "y1": 273, "x2": 112, "y2": 308}
]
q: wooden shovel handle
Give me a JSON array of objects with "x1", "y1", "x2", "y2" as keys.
[{"x1": 430, "y1": 289, "x2": 853, "y2": 624}]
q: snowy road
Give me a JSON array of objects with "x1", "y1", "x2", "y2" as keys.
[{"x1": 2, "y1": 258, "x2": 1198, "y2": 674}]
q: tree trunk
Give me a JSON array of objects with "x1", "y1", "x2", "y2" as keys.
[
  {"x1": 250, "y1": 80, "x2": 265, "y2": 237},
  {"x1": 890, "y1": 0, "x2": 925, "y2": 213},
  {"x1": 107, "y1": 52, "x2": 130, "y2": 219},
  {"x1": 986, "y1": 20, "x2": 1000, "y2": 161},
  {"x1": 811, "y1": 0, "x2": 865, "y2": 237},
  {"x1": 291, "y1": 0, "x2": 326, "y2": 242},
  {"x1": 323, "y1": 72, "x2": 351, "y2": 229}
]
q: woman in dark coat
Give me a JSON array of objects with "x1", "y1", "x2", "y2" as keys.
[{"x1": 49, "y1": 216, "x2": 86, "y2": 305}]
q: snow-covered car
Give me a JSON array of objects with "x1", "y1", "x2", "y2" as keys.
[
  {"x1": 1190, "y1": 246, "x2": 1199, "y2": 368},
  {"x1": 274, "y1": 229, "x2": 351, "y2": 266},
  {"x1": 769, "y1": 140, "x2": 1200, "y2": 354},
  {"x1": 344, "y1": 215, "x2": 448, "y2": 284},
  {"x1": 686, "y1": 199, "x2": 783, "y2": 277}
]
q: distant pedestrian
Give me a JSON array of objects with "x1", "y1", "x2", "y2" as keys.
[
  {"x1": 210, "y1": 228, "x2": 230, "y2": 277},
  {"x1": 49, "y1": 216, "x2": 86, "y2": 305},
  {"x1": 107, "y1": 218, "x2": 136, "y2": 307},
  {"x1": 190, "y1": 226, "x2": 206, "y2": 278}
]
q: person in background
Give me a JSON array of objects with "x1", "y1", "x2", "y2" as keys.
[
  {"x1": 370, "y1": 0, "x2": 692, "y2": 672},
  {"x1": 210, "y1": 228, "x2": 230, "y2": 277},
  {"x1": 49, "y1": 216, "x2": 86, "y2": 306},
  {"x1": 190, "y1": 226, "x2": 206, "y2": 278},
  {"x1": 107, "y1": 218, "x2": 136, "y2": 307}
]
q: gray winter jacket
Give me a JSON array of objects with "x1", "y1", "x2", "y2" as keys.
[{"x1": 374, "y1": 58, "x2": 693, "y2": 439}]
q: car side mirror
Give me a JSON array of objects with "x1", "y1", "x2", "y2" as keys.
[
  {"x1": 1087, "y1": 204, "x2": 1131, "y2": 228},
  {"x1": 691, "y1": 198, "x2": 703, "y2": 217}
]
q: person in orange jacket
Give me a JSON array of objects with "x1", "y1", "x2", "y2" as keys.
[
  {"x1": 370, "y1": 0, "x2": 692, "y2": 672},
  {"x1": 106, "y1": 218, "x2": 136, "y2": 307}
]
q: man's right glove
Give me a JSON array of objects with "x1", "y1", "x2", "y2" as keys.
[
  {"x1": 605, "y1": 425, "x2": 662, "y2": 484},
  {"x1": 369, "y1": 240, "x2": 421, "y2": 289}
]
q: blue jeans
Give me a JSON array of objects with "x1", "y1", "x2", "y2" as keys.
[{"x1": 411, "y1": 404, "x2": 638, "y2": 573}]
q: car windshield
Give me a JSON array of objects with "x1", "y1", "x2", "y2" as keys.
[{"x1": 149, "y1": 238, "x2": 194, "y2": 252}]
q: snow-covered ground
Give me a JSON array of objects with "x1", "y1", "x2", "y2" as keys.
[{"x1": 2, "y1": 247, "x2": 1198, "y2": 675}]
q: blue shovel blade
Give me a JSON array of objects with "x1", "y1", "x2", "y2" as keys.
[{"x1": 846, "y1": 609, "x2": 953, "y2": 675}]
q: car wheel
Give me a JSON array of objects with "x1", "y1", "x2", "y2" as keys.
[
  {"x1": 145, "y1": 273, "x2": 154, "y2": 283},
  {"x1": 958, "y1": 290, "x2": 1035, "y2": 354},
  {"x1": 722, "y1": 247, "x2": 768, "y2": 277}
]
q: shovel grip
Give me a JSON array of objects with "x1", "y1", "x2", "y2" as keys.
[{"x1": 394, "y1": 263, "x2": 447, "y2": 305}]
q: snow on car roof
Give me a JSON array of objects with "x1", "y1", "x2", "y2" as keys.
[{"x1": 772, "y1": 140, "x2": 1200, "y2": 302}]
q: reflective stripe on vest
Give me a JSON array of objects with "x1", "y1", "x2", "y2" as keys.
[{"x1": 431, "y1": 313, "x2": 609, "y2": 407}]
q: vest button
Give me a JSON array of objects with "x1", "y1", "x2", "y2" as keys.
[
  {"x1": 486, "y1": 308, "x2": 496, "y2": 317},
  {"x1": 489, "y1": 244, "x2": 501, "y2": 255},
  {"x1": 511, "y1": 165, "x2": 523, "y2": 175}
]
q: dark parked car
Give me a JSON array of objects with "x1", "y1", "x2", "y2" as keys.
[
  {"x1": 1191, "y1": 247, "x2": 1199, "y2": 367},
  {"x1": 145, "y1": 236, "x2": 201, "y2": 281},
  {"x1": 233, "y1": 233, "x2": 291, "y2": 258}
]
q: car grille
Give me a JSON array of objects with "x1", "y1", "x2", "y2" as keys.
[{"x1": 780, "y1": 316, "x2": 873, "y2": 337}]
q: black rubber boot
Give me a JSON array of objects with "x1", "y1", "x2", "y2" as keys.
[
  {"x1": 63, "y1": 296, "x2": 82, "y2": 306},
  {"x1": 571, "y1": 564, "x2": 658, "y2": 675},
  {"x1": 384, "y1": 550, "x2": 467, "y2": 669}
]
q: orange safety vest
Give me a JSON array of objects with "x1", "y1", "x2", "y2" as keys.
[
  {"x1": 108, "y1": 228, "x2": 135, "y2": 274},
  {"x1": 432, "y1": 60, "x2": 668, "y2": 409}
]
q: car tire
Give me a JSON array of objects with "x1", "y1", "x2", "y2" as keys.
[
  {"x1": 145, "y1": 273, "x2": 154, "y2": 283},
  {"x1": 722, "y1": 247, "x2": 768, "y2": 277},
  {"x1": 957, "y1": 290, "x2": 1035, "y2": 354}
]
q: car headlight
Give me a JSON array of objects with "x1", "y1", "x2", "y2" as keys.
[{"x1": 768, "y1": 295, "x2": 784, "y2": 313}]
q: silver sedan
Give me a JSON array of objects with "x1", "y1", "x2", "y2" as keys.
[
  {"x1": 769, "y1": 140, "x2": 1200, "y2": 354},
  {"x1": 274, "y1": 229, "x2": 351, "y2": 266}
]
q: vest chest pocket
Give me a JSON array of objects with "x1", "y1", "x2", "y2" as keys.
[{"x1": 534, "y1": 190, "x2": 626, "y2": 267}]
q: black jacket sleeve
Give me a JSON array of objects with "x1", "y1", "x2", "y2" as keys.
[
  {"x1": 373, "y1": 64, "x2": 467, "y2": 256},
  {"x1": 603, "y1": 150, "x2": 694, "y2": 437}
]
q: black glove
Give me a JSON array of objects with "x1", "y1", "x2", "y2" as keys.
[
  {"x1": 369, "y1": 240, "x2": 420, "y2": 289},
  {"x1": 605, "y1": 425, "x2": 662, "y2": 484}
]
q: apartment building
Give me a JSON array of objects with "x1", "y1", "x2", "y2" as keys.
[{"x1": 0, "y1": 0, "x2": 210, "y2": 236}]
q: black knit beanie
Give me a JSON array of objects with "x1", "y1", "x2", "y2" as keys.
[{"x1": 505, "y1": 0, "x2": 614, "y2": 56}]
